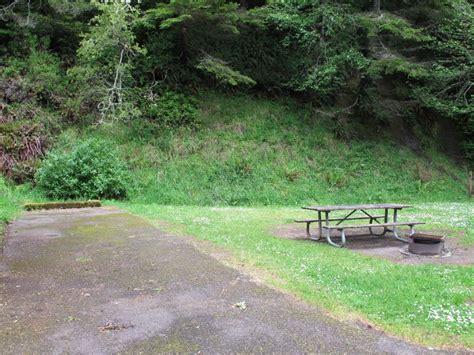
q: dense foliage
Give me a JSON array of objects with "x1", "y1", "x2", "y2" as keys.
[
  {"x1": 63, "y1": 92, "x2": 468, "y2": 205},
  {"x1": 68, "y1": 1, "x2": 145, "y2": 122},
  {"x1": 0, "y1": 0, "x2": 473, "y2": 188},
  {"x1": 35, "y1": 139, "x2": 129, "y2": 199},
  {"x1": 139, "y1": 90, "x2": 199, "y2": 126}
]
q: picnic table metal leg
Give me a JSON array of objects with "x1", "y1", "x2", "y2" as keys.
[
  {"x1": 307, "y1": 222, "x2": 321, "y2": 241},
  {"x1": 326, "y1": 231, "x2": 345, "y2": 247},
  {"x1": 371, "y1": 208, "x2": 390, "y2": 236},
  {"x1": 392, "y1": 228, "x2": 409, "y2": 242},
  {"x1": 340, "y1": 229, "x2": 346, "y2": 246},
  {"x1": 369, "y1": 225, "x2": 386, "y2": 236},
  {"x1": 324, "y1": 211, "x2": 345, "y2": 247},
  {"x1": 326, "y1": 229, "x2": 346, "y2": 247},
  {"x1": 364, "y1": 208, "x2": 387, "y2": 236},
  {"x1": 382, "y1": 208, "x2": 389, "y2": 236},
  {"x1": 392, "y1": 208, "x2": 409, "y2": 242},
  {"x1": 317, "y1": 211, "x2": 322, "y2": 240},
  {"x1": 384, "y1": 208, "x2": 395, "y2": 234},
  {"x1": 305, "y1": 222, "x2": 311, "y2": 239},
  {"x1": 335, "y1": 209, "x2": 357, "y2": 225}
]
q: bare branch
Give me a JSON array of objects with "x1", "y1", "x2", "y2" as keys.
[{"x1": 0, "y1": 0, "x2": 21, "y2": 20}]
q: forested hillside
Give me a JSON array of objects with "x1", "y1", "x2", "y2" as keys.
[{"x1": 0, "y1": 0, "x2": 472, "y2": 202}]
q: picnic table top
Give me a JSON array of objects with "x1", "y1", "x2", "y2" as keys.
[{"x1": 302, "y1": 203, "x2": 412, "y2": 212}]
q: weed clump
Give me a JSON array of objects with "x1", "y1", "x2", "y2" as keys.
[{"x1": 140, "y1": 91, "x2": 199, "y2": 127}]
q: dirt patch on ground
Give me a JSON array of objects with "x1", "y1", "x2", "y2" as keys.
[
  {"x1": 274, "y1": 224, "x2": 474, "y2": 266},
  {"x1": 1, "y1": 207, "x2": 441, "y2": 353}
]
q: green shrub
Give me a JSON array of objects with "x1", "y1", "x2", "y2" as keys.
[
  {"x1": 141, "y1": 91, "x2": 199, "y2": 127},
  {"x1": 35, "y1": 139, "x2": 130, "y2": 200}
]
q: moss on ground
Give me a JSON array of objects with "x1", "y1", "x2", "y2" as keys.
[{"x1": 24, "y1": 200, "x2": 101, "y2": 211}]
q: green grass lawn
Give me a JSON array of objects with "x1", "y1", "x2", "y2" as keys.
[{"x1": 118, "y1": 201, "x2": 474, "y2": 349}]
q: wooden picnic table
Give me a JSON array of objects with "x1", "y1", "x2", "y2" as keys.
[{"x1": 296, "y1": 203, "x2": 424, "y2": 248}]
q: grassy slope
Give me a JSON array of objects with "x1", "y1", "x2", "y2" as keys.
[
  {"x1": 0, "y1": 194, "x2": 18, "y2": 242},
  {"x1": 59, "y1": 91, "x2": 468, "y2": 206},
  {"x1": 119, "y1": 202, "x2": 474, "y2": 349},
  {"x1": 0, "y1": 178, "x2": 41, "y2": 245}
]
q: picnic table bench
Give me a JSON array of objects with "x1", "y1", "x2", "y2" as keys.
[{"x1": 295, "y1": 204, "x2": 424, "y2": 247}]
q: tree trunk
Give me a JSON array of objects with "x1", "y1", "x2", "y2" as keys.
[{"x1": 373, "y1": 0, "x2": 381, "y2": 14}]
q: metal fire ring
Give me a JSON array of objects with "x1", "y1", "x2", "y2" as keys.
[{"x1": 408, "y1": 233, "x2": 446, "y2": 256}]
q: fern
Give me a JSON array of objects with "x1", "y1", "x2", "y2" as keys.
[{"x1": 196, "y1": 56, "x2": 256, "y2": 87}]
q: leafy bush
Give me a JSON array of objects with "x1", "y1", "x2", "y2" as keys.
[
  {"x1": 141, "y1": 91, "x2": 199, "y2": 127},
  {"x1": 35, "y1": 139, "x2": 130, "y2": 200}
]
